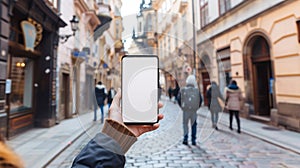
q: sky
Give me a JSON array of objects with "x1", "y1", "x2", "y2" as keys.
[{"x1": 121, "y1": 0, "x2": 142, "y2": 51}]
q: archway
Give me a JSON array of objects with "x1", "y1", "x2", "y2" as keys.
[{"x1": 244, "y1": 35, "x2": 274, "y2": 116}]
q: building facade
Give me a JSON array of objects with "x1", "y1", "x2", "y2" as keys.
[
  {"x1": 197, "y1": 0, "x2": 300, "y2": 131},
  {"x1": 95, "y1": 0, "x2": 124, "y2": 90},
  {"x1": 0, "y1": 0, "x2": 66, "y2": 138},
  {"x1": 150, "y1": 0, "x2": 197, "y2": 96}
]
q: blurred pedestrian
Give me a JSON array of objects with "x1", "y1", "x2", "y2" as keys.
[
  {"x1": 0, "y1": 135, "x2": 24, "y2": 168},
  {"x1": 72, "y1": 89, "x2": 164, "y2": 167},
  {"x1": 168, "y1": 86, "x2": 172, "y2": 100},
  {"x1": 206, "y1": 81, "x2": 225, "y2": 130},
  {"x1": 107, "y1": 87, "x2": 116, "y2": 108},
  {"x1": 225, "y1": 80, "x2": 243, "y2": 133},
  {"x1": 95, "y1": 81, "x2": 107, "y2": 123},
  {"x1": 178, "y1": 75, "x2": 202, "y2": 145},
  {"x1": 173, "y1": 81, "x2": 180, "y2": 104},
  {"x1": 158, "y1": 84, "x2": 162, "y2": 100}
]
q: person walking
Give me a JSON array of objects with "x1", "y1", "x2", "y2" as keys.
[
  {"x1": 225, "y1": 80, "x2": 243, "y2": 133},
  {"x1": 206, "y1": 81, "x2": 225, "y2": 130},
  {"x1": 173, "y1": 81, "x2": 180, "y2": 104},
  {"x1": 178, "y1": 75, "x2": 202, "y2": 145},
  {"x1": 107, "y1": 87, "x2": 116, "y2": 108},
  {"x1": 95, "y1": 81, "x2": 107, "y2": 123}
]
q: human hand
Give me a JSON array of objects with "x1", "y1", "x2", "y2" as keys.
[{"x1": 108, "y1": 88, "x2": 164, "y2": 137}]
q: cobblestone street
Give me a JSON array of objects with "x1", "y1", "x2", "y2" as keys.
[{"x1": 48, "y1": 98, "x2": 300, "y2": 167}]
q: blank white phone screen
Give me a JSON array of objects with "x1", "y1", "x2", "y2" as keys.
[{"x1": 122, "y1": 56, "x2": 158, "y2": 123}]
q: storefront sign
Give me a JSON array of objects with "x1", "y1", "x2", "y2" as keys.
[
  {"x1": 5, "y1": 79, "x2": 11, "y2": 94},
  {"x1": 21, "y1": 18, "x2": 43, "y2": 51}
]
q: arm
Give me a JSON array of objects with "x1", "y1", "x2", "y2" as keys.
[
  {"x1": 72, "y1": 89, "x2": 164, "y2": 168},
  {"x1": 72, "y1": 130, "x2": 127, "y2": 168}
]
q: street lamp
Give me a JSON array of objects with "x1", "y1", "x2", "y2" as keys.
[{"x1": 60, "y1": 15, "x2": 79, "y2": 43}]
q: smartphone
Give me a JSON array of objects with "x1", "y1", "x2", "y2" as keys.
[{"x1": 121, "y1": 55, "x2": 159, "y2": 125}]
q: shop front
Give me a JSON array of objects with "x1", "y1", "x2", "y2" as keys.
[{"x1": 5, "y1": 0, "x2": 66, "y2": 137}]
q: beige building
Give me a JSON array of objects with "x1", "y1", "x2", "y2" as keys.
[
  {"x1": 95, "y1": 0, "x2": 124, "y2": 90},
  {"x1": 56, "y1": 0, "x2": 124, "y2": 120},
  {"x1": 148, "y1": 0, "x2": 197, "y2": 91},
  {"x1": 197, "y1": 0, "x2": 300, "y2": 131}
]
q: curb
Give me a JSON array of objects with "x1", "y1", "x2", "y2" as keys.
[{"x1": 41, "y1": 122, "x2": 96, "y2": 168}]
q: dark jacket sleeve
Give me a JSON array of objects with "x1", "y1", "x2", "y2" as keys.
[
  {"x1": 199, "y1": 92, "x2": 203, "y2": 107},
  {"x1": 72, "y1": 133, "x2": 125, "y2": 168},
  {"x1": 177, "y1": 89, "x2": 181, "y2": 107}
]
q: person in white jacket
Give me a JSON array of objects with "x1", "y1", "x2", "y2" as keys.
[{"x1": 225, "y1": 80, "x2": 243, "y2": 133}]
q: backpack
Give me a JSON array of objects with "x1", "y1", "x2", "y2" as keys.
[{"x1": 180, "y1": 87, "x2": 200, "y2": 112}]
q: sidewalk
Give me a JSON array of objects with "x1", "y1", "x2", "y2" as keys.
[
  {"x1": 198, "y1": 107, "x2": 300, "y2": 154},
  {"x1": 7, "y1": 106, "x2": 108, "y2": 168}
]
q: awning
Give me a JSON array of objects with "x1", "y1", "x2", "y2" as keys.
[{"x1": 94, "y1": 14, "x2": 112, "y2": 40}]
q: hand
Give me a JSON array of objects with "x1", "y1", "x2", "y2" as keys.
[{"x1": 108, "y1": 88, "x2": 164, "y2": 137}]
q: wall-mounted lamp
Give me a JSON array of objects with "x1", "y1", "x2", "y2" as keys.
[{"x1": 60, "y1": 15, "x2": 79, "y2": 43}]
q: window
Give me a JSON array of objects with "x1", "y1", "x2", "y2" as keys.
[
  {"x1": 200, "y1": 0, "x2": 209, "y2": 27},
  {"x1": 116, "y1": 20, "x2": 120, "y2": 39},
  {"x1": 219, "y1": 0, "x2": 231, "y2": 15},
  {"x1": 146, "y1": 14, "x2": 152, "y2": 32},
  {"x1": 10, "y1": 57, "x2": 33, "y2": 112},
  {"x1": 217, "y1": 47, "x2": 231, "y2": 94},
  {"x1": 47, "y1": 0, "x2": 58, "y2": 9}
]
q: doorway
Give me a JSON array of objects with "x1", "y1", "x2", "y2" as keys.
[
  {"x1": 60, "y1": 73, "x2": 70, "y2": 120},
  {"x1": 244, "y1": 35, "x2": 274, "y2": 116},
  {"x1": 202, "y1": 72, "x2": 210, "y2": 106},
  {"x1": 253, "y1": 61, "x2": 272, "y2": 116}
]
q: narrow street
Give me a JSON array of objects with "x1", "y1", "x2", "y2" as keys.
[{"x1": 47, "y1": 97, "x2": 300, "y2": 168}]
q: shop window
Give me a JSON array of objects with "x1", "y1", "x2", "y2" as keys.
[{"x1": 10, "y1": 57, "x2": 33, "y2": 112}]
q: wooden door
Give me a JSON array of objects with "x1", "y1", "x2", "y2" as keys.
[{"x1": 254, "y1": 61, "x2": 271, "y2": 116}]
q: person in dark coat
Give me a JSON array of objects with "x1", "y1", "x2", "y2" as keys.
[
  {"x1": 107, "y1": 87, "x2": 116, "y2": 108},
  {"x1": 168, "y1": 86, "x2": 172, "y2": 100},
  {"x1": 173, "y1": 81, "x2": 180, "y2": 103},
  {"x1": 72, "y1": 89, "x2": 164, "y2": 168},
  {"x1": 95, "y1": 81, "x2": 107, "y2": 123},
  {"x1": 206, "y1": 81, "x2": 225, "y2": 130}
]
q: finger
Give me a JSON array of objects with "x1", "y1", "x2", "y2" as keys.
[
  {"x1": 158, "y1": 102, "x2": 163, "y2": 109},
  {"x1": 157, "y1": 114, "x2": 164, "y2": 120},
  {"x1": 140, "y1": 124, "x2": 160, "y2": 134}
]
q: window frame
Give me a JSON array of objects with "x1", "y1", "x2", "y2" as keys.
[
  {"x1": 218, "y1": 0, "x2": 231, "y2": 16},
  {"x1": 200, "y1": 0, "x2": 209, "y2": 28}
]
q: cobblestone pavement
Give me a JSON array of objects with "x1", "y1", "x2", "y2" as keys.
[{"x1": 47, "y1": 98, "x2": 300, "y2": 167}]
